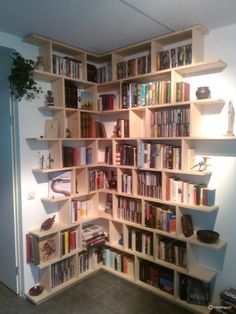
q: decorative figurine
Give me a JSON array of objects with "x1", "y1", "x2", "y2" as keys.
[
  {"x1": 46, "y1": 90, "x2": 54, "y2": 106},
  {"x1": 118, "y1": 233, "x2": 124, "y2": 245},
  {"x1": 35, "y1": 56, "x2": 44, "y2": 71},
  {"x1": 41, "y1": 215, "x2": 55, "y2": 231},
  {"x1": 109, "y1": 171, "x2": 117, "y2": 189},
  {"x1": 66, "y1": 128, "x2": 72, "y2": 138},
  {"x1": 38, "y1": 152, "x2": 45, "y2": 169},
  {"x1": 226, "y1": 100, "x2": 235, "y2": 136},
  {"x1": 191, "y1": 157, "x2": 210, "y2": 172},
  {"x1": 47, "y1": 153, "x2": 54, "y2": 169}
]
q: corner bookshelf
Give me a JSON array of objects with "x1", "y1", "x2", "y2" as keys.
[{"x1": 24, "y1": 25, "x2": 231, "y2": 313}]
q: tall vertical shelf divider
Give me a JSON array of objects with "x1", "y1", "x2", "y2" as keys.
[{"x1": 25, "y1": 25, "x2": 229, "y2": 313}]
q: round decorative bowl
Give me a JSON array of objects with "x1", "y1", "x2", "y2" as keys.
[
  {"x1": 196, "y1": 86, "x2": 211, "y2": 99},
  {"x1": 196, "y1": 230, "x2": 219, "y2": 244},
  {"x1": 29, "y1": 285, "x2": 44, "y2": 296}
]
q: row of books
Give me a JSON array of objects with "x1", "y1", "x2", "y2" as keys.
[
  {"x1": 104, "y1": 193, "x2": 113, "y2": 215},
  {"x1": 180, "y1": 275, "x2": 210, "y2": 305},
  {"x1": 26, "y1": 233, "x2": 57, "y2": 265},
  {"x1": 121, "y1": 173, "x2": 132, "y2": 194},
  {"x1": 116, "y1": 143, "x2": 136, "y2": 166},
  {"x1": 80, "y1": 113, "x2": 106, "y2": 138},
  {"x1": 151, "y1": 107, "x2": 190, "y2": 125},
  {"x1": 61, "y1": 229, "x2": 78, "y2": 256},
  {"x1": 117, "y1": 196, "x2": 142, "y2": 224},
  {"x1": 98, "y1": 93, "x2": 119, "y2": 111},
  {"x1": 158, "y1": 238, "x2": 186, "y2": 268},
  {"x1": 151, "y1": 122, "x2": 190, "y2": 138},
  {"x1": 87, "y1": 63, "x2": 112, "y2": 83},
  {"x1": 82, "y1": 224, "x2": 106, "y2": 250},
  {"x1": 156, "y1": 44, "x2": 192, "y2": 71},
  {"x1": 122, "y1": 81, "x2": 171, "y2": 109},
  {"x1": 150, "y1": 108, "x2": 190, "y2": 137},
  {"x1": 78, "y1": 251, "x2": 90, "y2": 274},
  {"x1": 53, "y1": 54, "x2": 83, "y2": 79},
  {"x1": 137, "y1": 171, "x2": 162, "y2": 199},
  {"x1": 114, "y1": 119, "x2": 129, "y2": 138},
  {"x1": 97, "y1": 64, "x2": 112, "y2": 83},
  {"x1": 63, "y1": 146, "x2": 92, "y2": 167},
  {"x1": 51, "y1": 258, "x2": 75, "y2": 288},
  {"x1": 137, "y1": 141, "x2": 181, "y2": 170},
  {"x1": 104, "y1": 145, "x2": 113, "y2": 164},
  {"x1": 71, "y1": 199, "x2": 92, "y2": 223},
  {"x1": 139, "y1": 259, "x2": 174, "y2": 294},
  {"x1": 176, "y1": 82, "x2": 190, "y2": 102},
  {"x1": 117, "y1": 55, "x2": 151, "y2": 79},
  {"x1": 65, "y1": 83, "x2": 93, "y2": 109},
  {"x1": 88, "y1": 169, "x2": 115, "y2": 191},
  {"x1": 103, "y1": 247, "x2": 134, "y2": 276},
  {"x1": 128, "y1": 228, "x2": 153, "y2": 256},
  {"x1": 165, "y1": 177, "x2": 216, "y2": 206},
  {"x1": 144, "y1": 203, "x2": 176, "y2": 233}
]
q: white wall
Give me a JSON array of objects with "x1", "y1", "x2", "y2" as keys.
[
  {"x1": 202, "y1": 24, "x2": 236, "y2": 301},
  {"x1": 0, "y1": 24, "x2": 236, "y2": 303},
  {"x1": 0, "y1": 31, "x2": 52, "y2": 291}
]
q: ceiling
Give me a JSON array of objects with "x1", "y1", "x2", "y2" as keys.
[{"x1": 0, "y1": 0, "x2": 236, "y2": 54}]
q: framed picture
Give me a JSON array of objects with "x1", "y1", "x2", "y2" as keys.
[{"x1": 44, "y1": 119, "x2": 58, "y2": 138}]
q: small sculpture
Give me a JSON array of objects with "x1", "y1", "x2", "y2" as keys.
[
  {"x1": 35, "y1": 56, "x2": 44, "y2": 71},
  {"x1": 46, "y1": 90, "x2": 54, "y2": 106},
  {"x1": 191, "y1": 157, "x2": 210, "y2": 172},
  {"x1": 47, "y1": 153, "x2": 54, "y2": 169},
  {"x1": 41, "y1": 215, "x2": 55, "y2": 231},
  {"x1": 37, "y1": 152, "x2": 45, "y2": 169},
  {"x1": 226, "y1": 100, "x2": 235, "y2": 136},
  {"x1": 66, "y1": 128, "x2": 72, "y2": 138}
]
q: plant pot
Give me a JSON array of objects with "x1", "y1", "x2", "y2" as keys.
[{"x1": 196, "y1": 86, "x2": 211, "y2": 99}]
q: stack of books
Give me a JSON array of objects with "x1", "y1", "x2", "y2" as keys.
[{"x1": 82, "y1": 224, "x2": 107, "y2": 250}]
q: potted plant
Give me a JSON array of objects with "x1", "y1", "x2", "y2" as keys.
[{"x1": 8, "y1": 52, "x2": 42, "y2": 101}]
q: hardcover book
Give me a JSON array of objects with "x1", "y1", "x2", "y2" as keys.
[{"x1": 181, "y1": 214, "x2": 194, "y2": 237}]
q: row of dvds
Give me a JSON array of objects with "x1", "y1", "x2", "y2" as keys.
[
  {"x1": 117, "y1": 55, "x2": 151, "y2": 79},
  {"x1": 156, "y1": 44, "x2": 192, "y2": 71},
  {"x1": 53, "y1": 54, "x2": 83, "y2": 79}
]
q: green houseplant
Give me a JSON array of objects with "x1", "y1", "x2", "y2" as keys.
[{"x1": 9, "y1": 52, "x2": 42, "y2": 101}]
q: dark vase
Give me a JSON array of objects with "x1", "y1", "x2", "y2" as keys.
[{"x1": 196, "y1": 86, "x2": 211, "y2": 99}]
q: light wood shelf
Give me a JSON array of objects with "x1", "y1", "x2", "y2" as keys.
[{"x1": 26, "y1": 26, "x2": 228, "y2": 311}]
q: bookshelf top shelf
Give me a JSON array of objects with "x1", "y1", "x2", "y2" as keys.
[
  {"x1": 153, "y1": 25, "x2": 208, "y2": 46},
  {"x1": 175, "y1": 59, "x2": 226, "y2": 77}
]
